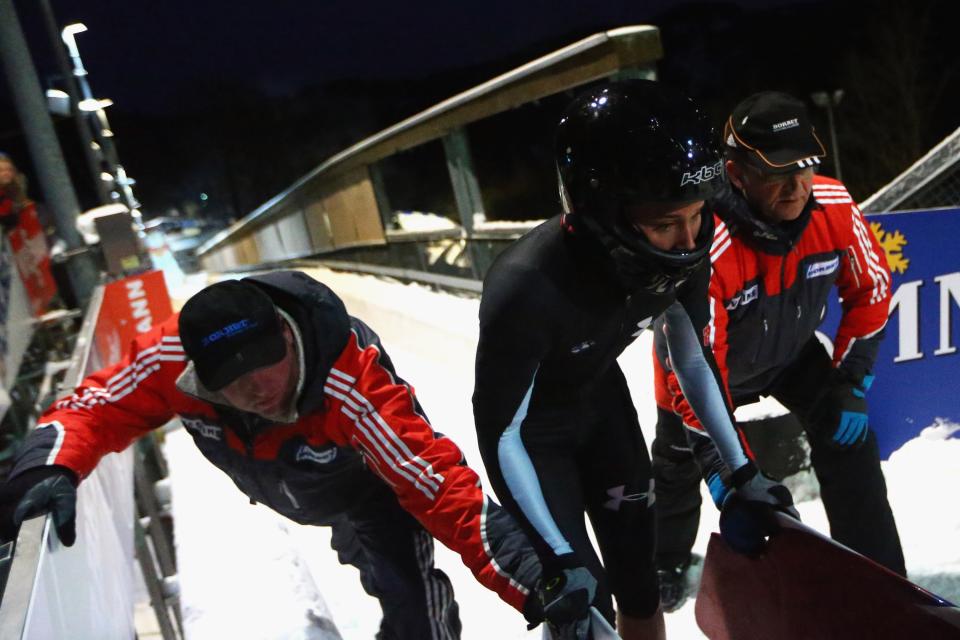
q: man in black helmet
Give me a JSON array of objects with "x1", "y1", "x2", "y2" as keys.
[{"x1": 472, "y1": 80, "x2": 797, "y2": 640}]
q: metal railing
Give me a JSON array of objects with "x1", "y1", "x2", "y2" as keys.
[
  {"x1": 196, "y1": 26, "x2": 662, "y2": 272},
  {"x1": 269, "y1": 219, "x2": 542, "y2": 296},
  {"x1": 861, "y1": 126, "x2": 960, "y2": 213},
  {"x1": 0, "y1": 282, "x2": 182, "y2": 640},
  {"x1": 0, "y1": 285, "x2": 111, "y2": 640}
]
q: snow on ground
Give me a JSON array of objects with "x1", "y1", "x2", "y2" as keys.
[
  {"x1": 166, "y1": 271, "x2": 214, "y2": 310},
  {"x1": 164, "y1": 267, "x2": 960, "y2": 639},
  {"x1": 166, "y1": 429, "x2": 341, "y2": 640},
  {"x1": 884, "y1": 420, "x2": 960, "y2": 602},
  {"x1": 392, "y1": 210, "x2": 544, "y2": 234},
  {"x1": 394, "y1": 211, "x2": 459, "y2": 232}
]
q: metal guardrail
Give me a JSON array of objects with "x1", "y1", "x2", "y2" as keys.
[
  {"x1": 0, "y1": 280, "x2": 182, "y2": 640},
  {"x1": 197, "y1": 25, "x2": 662, "y2": 263},
  {"x1": 861, "y1": 126, "x2": 960, "y2": 213},
  {"x1": 284, "y1": 220, "x2": 542, "y2": 293},
  {"x1": 315, "y1": 259, "x2": 483, "y2": 294},
  {"x1": 0, "y1": 285, "x2": 104, "y2": 640}
]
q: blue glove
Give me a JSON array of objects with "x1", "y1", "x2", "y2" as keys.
[
  {"x1": 819, "y1": 373, "x2": 874, "y2": 450},
  {"x1": 719, "y1": 462, "x2": 798, "y2": 555},
  {"x1": 538, "y1": 564, "x2": 597, "y2": 640},
  {"x1": 0, "y1": 465, "x2": 78, "y2": 546}
]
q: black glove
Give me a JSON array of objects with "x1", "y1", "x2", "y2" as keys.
[
  {"x1": 0, "y1": 465, "x2": 78, "y2": 546},
  {"x1": 719, "y1": 462, "x2": 798, "y2": 555},
  {"x1": 522, "y1": 592, "x2": 544, "y2": 627},
  {"x1": 816, "y1": 371, "x2": 875, "y2": 450},
  {"x1": 537, "y1": 563, "x2": 597, "y2": 640}
]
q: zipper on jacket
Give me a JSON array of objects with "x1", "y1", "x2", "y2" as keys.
[
  {"x1": 761, "y1": 253, "x2": 791, "y2": 362},
  {"x1": 246, "y1": 436, "x2": 258, "y2": 506},
  {"x1": 620, "y1": 294, "x2": 632, "y2": 336},
  {"x1": 234, "y1": 418, "x2": 268, "y2": 508},
  {"x1": 751, "y1": 316, "x2": 770, "y2": 364},
  {"x1": 846, "y1": 247, "x2": 862, "y2": 289},
  {"x1": 280, "y1": 480, "x2": 301, "y2": 510},
  {"x1": 751, "y1": 315, "x2": 769, "y2": 365},
  {"x1": 779, "y1": 252, "x2": 789, "y2": 305}
]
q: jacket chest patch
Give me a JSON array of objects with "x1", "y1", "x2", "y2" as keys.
[
  {"x1": 182, "y1": 416, "x2": 223, "y2": 441},
  {"x1": 726, "y1": 284, "x2": 759, "y2": 310},
  {"x1": 806, "y1": 256, "x2": 839, "y2": 279},
  {"x1": 296, "y1": 444, "x2": 338, "y2": 464}
]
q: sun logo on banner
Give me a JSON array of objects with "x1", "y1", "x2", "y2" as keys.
[{"x1": 870, "y1": 222, "x2": 909, "y2": 274}]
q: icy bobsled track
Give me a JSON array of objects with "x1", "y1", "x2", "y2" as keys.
[{"x1": 164, "y1": 266, "x2": 960, "y2": 639}]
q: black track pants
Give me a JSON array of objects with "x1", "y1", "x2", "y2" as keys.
[
  {"x1": 769, "y1": 338, "x2": 906, "y2": 576},
  {"x1": 328, "y1": 485, "x2": 461, "y2": 640},
  {"x1": 652, "y1": 337, "x2": 905, "y2": 576},
  {"x1": 651, "y1": 407, "x2": 703, "y2": 570}
]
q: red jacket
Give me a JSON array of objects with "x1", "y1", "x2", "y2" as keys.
[
  {"x1": 14, "y1": 272, "x2": 536, "y2": 612},
  {"x1": 0, "y1": 189, "x2": 23, "y2": 233},
  {"x1": 656, "y1": 175, "x2": 891, "y2": 431}
]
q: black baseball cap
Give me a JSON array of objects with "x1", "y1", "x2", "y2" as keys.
[
  {"x1": 723, "y1": 91, "x2": 827, "y2": 174},
  {"x1": 178, "y1": 279, "x2": 286, "y2": 391}
]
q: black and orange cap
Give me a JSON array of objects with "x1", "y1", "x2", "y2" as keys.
[{"x1": 724, "y1": 91, "x2": 826, "y2": 175}]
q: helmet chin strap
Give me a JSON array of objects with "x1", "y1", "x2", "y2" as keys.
[
  {"x1": 577, "y1": 215, "x2": 682, "y2": 294},
  {"x1": 609, "y1": 244, "x2": 678, "y2": 294}
]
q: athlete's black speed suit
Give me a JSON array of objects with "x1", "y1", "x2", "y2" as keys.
[{"x1": 472, "y1": 216, "x2": 749, "y2": 621}]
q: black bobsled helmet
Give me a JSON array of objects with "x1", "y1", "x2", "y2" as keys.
[{"x1": 556, "y1": 79, "x2": 722, "y2": 292}]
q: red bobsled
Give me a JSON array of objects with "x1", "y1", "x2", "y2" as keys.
[{"x1": 696, "y1": 512, "x2": 960, "y2": 639}]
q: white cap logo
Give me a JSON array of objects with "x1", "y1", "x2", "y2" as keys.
[{"x1": 772, "y1": 118, "x2": 799, "y2": 131}]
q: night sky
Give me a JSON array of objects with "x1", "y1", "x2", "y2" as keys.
[
  {"x1": 4, "y1": 0, "x2": 790, "y2": 113},
  {"x1": 1, "y1": 0, "x2": 956, "y2": 221}
]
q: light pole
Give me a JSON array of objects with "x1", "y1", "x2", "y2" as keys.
[
  {"x1": 0, "y1": 0, "x2": 99, "y2": 304},
  {"x1": 38, "y1": 0, "x2": 111, "y2": 205},
  {"x1": 60, "y1": 22, "x2": 142, "y2": 221},
  {"x1": 811, "y1": 89, "x2": 844, "y2": 181}
]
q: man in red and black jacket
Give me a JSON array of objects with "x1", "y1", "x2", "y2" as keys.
[
  {"x1": 652, "y1": 92, "x2": 905, "y2": 610},
  {"x1": 0, "y1": 271, "x2": 541, "y2": 639}
]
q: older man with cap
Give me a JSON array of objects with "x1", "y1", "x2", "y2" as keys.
[
  {"x1": 650, "y1": 91, "x2": 905, "y2": 611},
  {"x1": 0, "y1": 270, "x2": 542, "y2": 639}
]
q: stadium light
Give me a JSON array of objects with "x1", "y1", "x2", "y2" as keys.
[{"x1": 811, "y1": 90, "x2": 844, "y2": 181}]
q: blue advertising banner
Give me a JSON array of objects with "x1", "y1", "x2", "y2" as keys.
[{"x1": 819, "y1": 207, "x2": 960, "y2": 459}]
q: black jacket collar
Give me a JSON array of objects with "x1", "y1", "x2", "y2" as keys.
[{"x1": 711, "y1": 179, "x2": 817, "y2": 256}]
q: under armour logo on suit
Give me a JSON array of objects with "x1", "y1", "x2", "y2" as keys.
[
  {"x1": 603, "y1": 480, "x2": 654, "y2": 511},
  {"x1": 632, "y1": 316, "x2": 654, "y2": 338}
]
